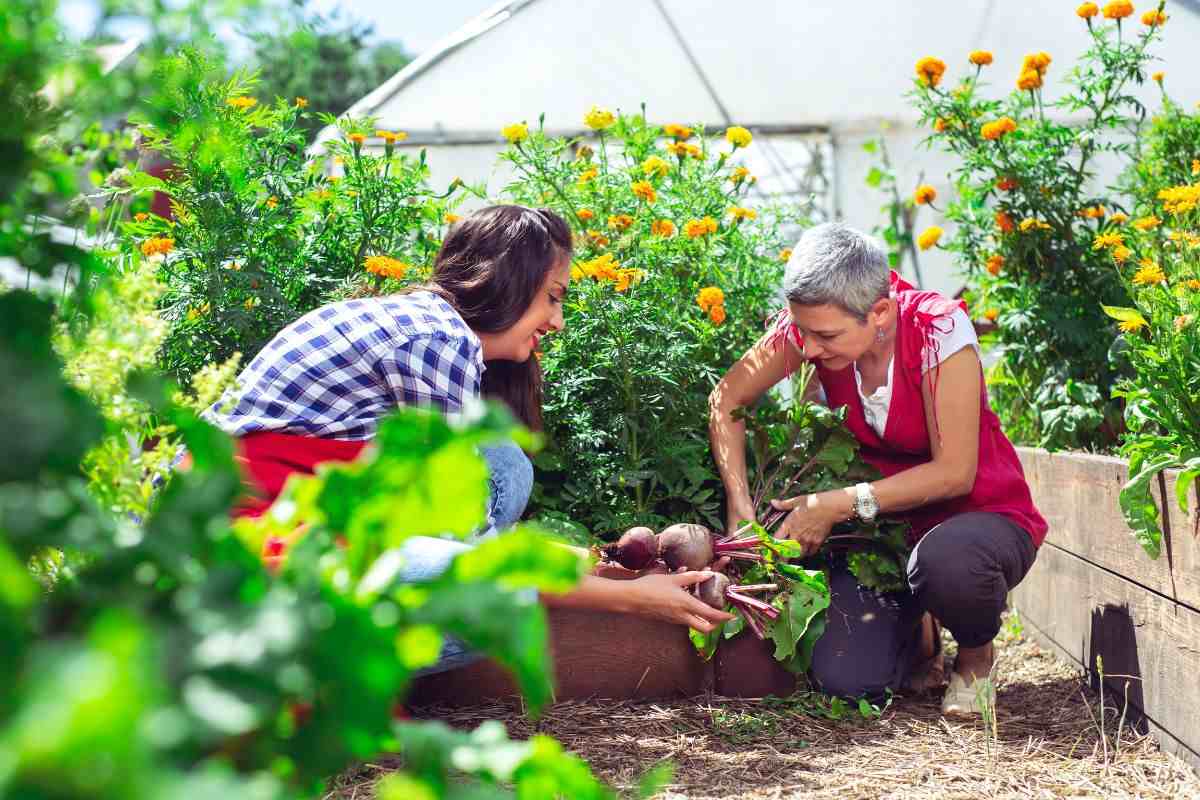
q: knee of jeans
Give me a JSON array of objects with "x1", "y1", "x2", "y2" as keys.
[
  {"x1": 810, "y1": 660, "x2": 880, "y2": 700},
  {"x1": 482, "y1": 442, "x2": 533, "y2": 529}
]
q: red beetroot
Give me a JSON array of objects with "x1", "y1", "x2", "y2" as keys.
[
  {"x1": 658, "y1": 523, "x2": 715, "y2": 571},
  {"x1": 697, "y1": 572, "x2": 731, "y2": 610},
  {"x1": 601, "y1": 526, "x2": 659, "y2": 570}
]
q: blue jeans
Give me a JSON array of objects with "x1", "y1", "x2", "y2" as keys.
[{"x1": 402, "y1": 441, "x2": 534, "y2": 676}]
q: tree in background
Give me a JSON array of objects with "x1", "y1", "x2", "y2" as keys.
[{"x1": 245, "y1": 0, "x2": 411, "y2": 140}]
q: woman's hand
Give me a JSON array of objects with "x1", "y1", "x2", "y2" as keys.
[
  {"x1": 625, "y1": 571, "x2": 736, "y2": 633},
  {"x1": 770, "y1": 491, "x2": 849, "y2": 555}
]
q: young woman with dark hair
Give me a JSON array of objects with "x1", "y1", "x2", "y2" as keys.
[{"x1": 204, "y1": 205, "x2": 732, "y2": 674}]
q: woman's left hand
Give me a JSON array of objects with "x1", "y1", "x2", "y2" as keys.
[{"x1": 770, "y1": 493, "x2": 843, "y2": 555}]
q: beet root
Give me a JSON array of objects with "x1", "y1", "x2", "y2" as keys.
[
  {"x1": 601, "y1": 526, "x2": 659, "y2": 570},
  {"x1": 658, "y1": 523, "x2": 715, "y2": 571},
  {"x1": 696, "y1": 572, "x2": 731, "y2": 610}
]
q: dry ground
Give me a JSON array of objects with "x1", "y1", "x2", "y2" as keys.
[{"x1": 329, "y1": 620, "x2": 1200, "y2": 799}]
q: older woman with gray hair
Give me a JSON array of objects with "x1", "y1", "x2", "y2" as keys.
[{"x1": 708, "y1": 222, "x2": 1047, "y2": 715}]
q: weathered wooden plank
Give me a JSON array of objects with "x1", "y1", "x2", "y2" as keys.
[
  {"x1": 1013, "y1": 544, "x2": 1200, "y2": 771},
  {"x1": 1016, "y1": 447, "x2": 1200, "y2": 611}
]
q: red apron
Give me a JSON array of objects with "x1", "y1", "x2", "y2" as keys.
[{"x1": 232, "y1": 431, "x2": 368, "y2": 519}]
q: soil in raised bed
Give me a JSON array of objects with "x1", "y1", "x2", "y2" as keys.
[{"x1": 327, "y1": 617, "x2": 1200, "y2": 799}]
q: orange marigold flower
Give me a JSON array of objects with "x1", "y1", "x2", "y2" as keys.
[
  {"x1": 376, "y1": 130, "x2": 407, "y2": 144},
  {"x1": 1132, "y1": 262, "x2": 1167, "y2": 285},
  {"x1": 697, "y1": 286, "x2": 725, "y2": 312},
  {"x1": 1141, "y1": 10, "x2": 1167, "y2": 25},
  {"x1": 969, "y1": 50, "x2": 994, "y2": 66},
  {"x1": 779, "y1": 248, "x2": 793, "y2": 262},
  {"x1": 730, "y1": 166, "x2": 752, "y2": 184},
  {"x1": 981, "y1": 117, "x2": 1017, "y2": 140},
  {"x1": 1158, "y1": 183, "x2": 1200, "y2": 215},
  {"x1": 586, "y1": 230, "x2": 610, "y2": 248},
  {"x1": 580, "y1": 253, "x2": 621, "y2": 282},
  {"x1": 632, "y1": 180, "x2": 657, "y2": 203},
  {"x1": 915, "y1": 56, "x2": 947, "y2": 87},
  {"x1": 1111, "y1": 245, "x2": 1132, "y2": 263},
  {"x1": 577, "y1": 208, "x2": 595, "y2": 221},
  {"x1": 709, "y1": 304, "x2": 727, "y2": 325},
  {"x1": 651, "y1": 219, "x2": 676, "y2": 238},
  {"x1": 642, "y1": 156, "x2": 670, "y2": 177},
  {"x1": 983, "y1": 308, "x2": 1000, "y2": 322},
  {"x1": 1022, "y1": 52, "x2": 1052, "y2": 73},
  {"x1": 608, "y1": 214, "x2": 634, "y2": 230},
  {"x1": 662, "y1": 123, "x2": 694, "y2": 140},
  {"x1": 728, "y1": 206, "x2": 757, "y2": 221},
  {"x1": 265, "y1": 196, "x2": 279, "y2": 209},
  {"x1": 1185, "y1": 279, "x2": 1200, "y2": 290},
  {"x1": 1192, "y1": 159, "x2": 1200, "y2": 176},
  {"x1": 365, "y1": 255, "x2": 410, "y2": 280},
  {"x1": 667, "y1": 141, "x2": 702, "y2": 159},
  {"x1": 140, "y1": 236, "x2": 175, "y2": 257},
  {"x1": 1103, "y1": 0, "x2": 1134, "y2": 20},
  {"x1": 1152, "y1": 71, "x2": 1165, "y2": 83},
  {"x1": 295, "y1": 96, "x2": 308, "y2": 108},
  {"x1": 725, "y1": 126, "x2": 753, "y2": 148},
  {"x1": 226, "y1": 95, "x2": 257, "y2": 110},
  {"x1": 934, "y1": 117, "x2": 950, "y2": 133},
  {"x1": 615, "y1": 268, "x2": 646, "y2": 292},
  {"x1": 1080, "y1": 205, "x2": 1106, "y2": 219},
  {"x1": 1017, "y1": 70, "x2": 1043, "y2": 91},
  {"x1": 445, "y1": 213, "x2": 461, "y2": 224},
  {"x1": 913, "y1": 184, "x2": 937, "y2": 205},
  {"x1": 347, "y1": 132, "x2": 366, "y2": 145},
  {"x1": 996, "y1": 177, "x2": 1018, "y2": 191},
  {"x1": 995, "y1": 211, "x2": 1016, "y2": 233},
  {"x1": 1133, "y1": 215, "x2": 1160, "y2": 230},
  {"x1": 684, "y1": 217, "x2": 719, "y2": 238},
  {"x1": 986, "y1": 254, "x2": 1004, "y2": 275},
  {"x1": 578, "y1": 168, "x2": 598, "y2": 184},
  {"x1": 917, "y1": 226, "x2": 943, "y2": 250},
  {"x1": 134, "y1": 212, "x2": 149, "y2": 222},
  {"x1": 1077, "y1": 2, "x2": 1099, "y2": 18}
]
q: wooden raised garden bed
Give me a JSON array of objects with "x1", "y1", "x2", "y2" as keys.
[{"x1": 1013, "y1": 447, "x2": 1200, "y2": 772}]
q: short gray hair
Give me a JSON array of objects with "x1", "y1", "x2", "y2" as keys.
[{"x1": 782, "y1": 222, "x2": 889, "y2": 320}]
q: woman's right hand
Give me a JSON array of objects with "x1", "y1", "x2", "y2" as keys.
[{"x1": 625, "y1": 571, "x2": 735, "y2": 633}]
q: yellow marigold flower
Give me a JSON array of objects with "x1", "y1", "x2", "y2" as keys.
[
  {"x1": 986, "y1": 254, "x2": 1004, "y2": 275},
  {"x1": 996, "y1": 211, "x2": 1015, "y2": 233},
  {"x1": 1111, "y1": 245, "x2": 1132, "y2": 263},
  {"x1": 1019, "y1": 218, "x2": 1051, "y2": 232},
  {"x1": 501, "y1": 122, "x2": 529, "y2": 143},
  {"x1": 913, "y1": 184, "x2": 937, "y2": 205},
  {"x1": 983, "y1": 308, "x2": 1000, "y2": 322},
  {"x1": 696, "y1": 286, "x2": 725, "y2": 312},
  {"x1": 614, "y1": 268, "x2": 646, "y2": 292},
  {"x1": 969, "y1": 50, "x2": 994, "y2": 66},
  {"x1": 1141, "y1": 10, "x2": 1167, "y2": 25},
  {"x1": 642, "y1": 156, "x2": 670, "y2": 177},
  {"x1": 134, "y1": 212, "x2": 149, "y2": 222},
  {"x1": 608, "y1": 214, "x2": 634, "y2": 230},
  {"x1": 725, "y1": 126, "x2": 753, "y2": 148},
  {"x1": 662, "y1": 123, "x2": 694, "y2": 140},
  {"x1": 586, "y1": 230, "x2": 610, "y2": 248},
  {"x1": 632, "y1": 180, "x2": 657, "y2": 203},
  {"x1": 1132, "y1": 262, "x2": 1167, "y2": 285},
  {"x1": 915, "y1": 56, "x2": 947, "y2": 87},
  {"x1": 364, "y1": 255, "x2": 410, "y2": 280},
  {"x1": 1023, "y1": 52, "x2": 1052, "y2": 74},
  {"x1": 709, "y1": 304, "x2": 727, "y2": 325},
  {"x1": 1186, "y1": 279, "x2": 1200, "y2": 290},
  {"x1": 576, "y1": 145, "x2": 595, "y2": 161},
  {"x1": 577, "y1": 208, "x2": 595, "y2": 221},
  {"x1": 1108, "y1": 212, "x2": 1129, "y2": 224},
  {"x1": 1092, "y1": 231, "x2": 1125, "y2": 250},
  {"x1": 1080, "y1": 205, "x2": 1106, "y2": 219},
  {"x1": 996, "y1": 177, "x2": 1018, "y2": 191},
  {"x1": 1017, "y1": 69, "x2": 1043, "y2": 91},
  {"x1": 265, "y1": 195, "x2": 279, "y2": 209},
  {"x1": 347, "y1": 132, "x2": 366, "y2": 145},
  {"x1": 779, "y1": 248, "x2": 793, "y2": 262},
  {"x1": 651, "y1": 219, "x2": 676, "y2": 238},
  {"x1": 186, "y1": 307, "x2": 201, "y2": 322},
  {"x1": 1077, "y1": 2, "x2": 1099, "y2": 18},
  {"x1": 313, "y1": 189, "x2": 333, "y2": 201},
  {"x1": 376, "y1": 130, "x2": 407, "y2": 144},
  {"x1": 981, "y1": 117, "x2": 1017, "y2": 140},
  {"x1": 1158, "y1": 183, "x2": 1200, "y2": 215},
  {"x1": 917, "y1": 225, "x2": 943, "y2": 250},
  {"x1": 728, "y1": 206, "x2": 757, "y2": 221},
  {"x1": 1152, "y1": 71, "x2": 1165, "y2": 83},
  {"x1": 140, "y1": 236, "x2": 175, "y2": 257},
  {"x1": 295, "y1": 96, "x2": 308, "y2": 108},
  {"x1": 578, "y1": 168, "x2": 599, "y2": 184},
  {"x1": 570, "y1": 265, "x2": 584, "y2": 281},
  {"x1": 1192, "y1": 159, "x2": 1200, "y2": 176},
  {"x1": 730, "y1": 166, "x2": 752, "y2": 184},
  {"x1": 667, "y1": 141, "x2": 703, "y2": 159},
  {"x1": 226, "y1": 96, "x2": 257, "y2": 110},
  {"x1": 445, "y1": 213, "x2": 461, "y2": 224},
  {"x1": 1103, "y1": 0, "x2": 1134, "y2": 20},
  {"x1": 583, "y1": 106, "x2": 616, "y2": 131},
  {"x1": 1133, "y1": 215, "x2": 1161, "y2": 230},
  {"x1": 581, "y1": 253, "x2": 620, "y2": 281},
  {"x1": 1119, "y1": 317, "x2": 1147, "y2": 332},
  {"x1": 244, "y1": 297, "x2": 258, "y2": 311},
  {"x1": 684, "y1": 217, "x2": 719, "y2": 238}
]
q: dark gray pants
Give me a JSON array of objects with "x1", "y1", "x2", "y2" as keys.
[{"x1": 810, "y1": 512, "x2": 1037, "y2": 700}]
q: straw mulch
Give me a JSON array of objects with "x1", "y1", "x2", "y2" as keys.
[{"x1": 328, "y1": 625, "x2": 1200, "y2": 799}]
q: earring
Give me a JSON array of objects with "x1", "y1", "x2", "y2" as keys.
[{"x1": 876, "y1": 327, "x2": 886, "y2": 343}]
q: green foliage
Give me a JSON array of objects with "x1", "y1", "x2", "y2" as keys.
[
  {"x1": 501, "y1": 110, "x2": 800, "y2": 536},
  {"x1": 861, "y1": 133, "x2": 926, "y2": 282},
  {"x1": 907, "y1": 11, "x2": 1172, "y2": 450},
  {"x1": 123, "y1": 49, "x2": 460, "y2": 384}
]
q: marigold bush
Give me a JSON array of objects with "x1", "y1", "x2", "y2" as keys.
[{"x1": 499, "y1": 110, "x2": 801, "y2": 535}]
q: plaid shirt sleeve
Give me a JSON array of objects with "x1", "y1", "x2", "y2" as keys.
[{"x1": 377, "y1": 332, "x2": 482, "y2": 413}]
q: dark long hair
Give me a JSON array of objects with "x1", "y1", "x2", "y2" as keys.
[{"x1": 425, "y1": 205, "x2": 572, "y2": 431}]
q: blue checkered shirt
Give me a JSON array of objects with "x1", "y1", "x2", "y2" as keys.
[{"x1": 204, "y1": 291, "x2": 485, "y2": 440}]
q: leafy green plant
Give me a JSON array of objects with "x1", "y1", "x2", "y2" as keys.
[
  {"x1": 499, "y1": 109, "x2": 800, "y2": 537},
  {"x1": 862, "y1": 133, "x2": 926, "y2": 284},
  {"x1": 907, "y1": 5, "x2": 1171, "y2": 450}
]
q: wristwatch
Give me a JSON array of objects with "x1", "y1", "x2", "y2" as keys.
[{"x1": 853, "y1": 482, "x2": 879, "y2": 523}]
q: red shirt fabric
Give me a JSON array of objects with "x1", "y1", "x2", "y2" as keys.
[
  {"x1": 232, "y1": 431, "x2": 367, "y2": 519},
  {"x1": 773, "y1": 272, "x2": 1047, "y2": 547}
]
